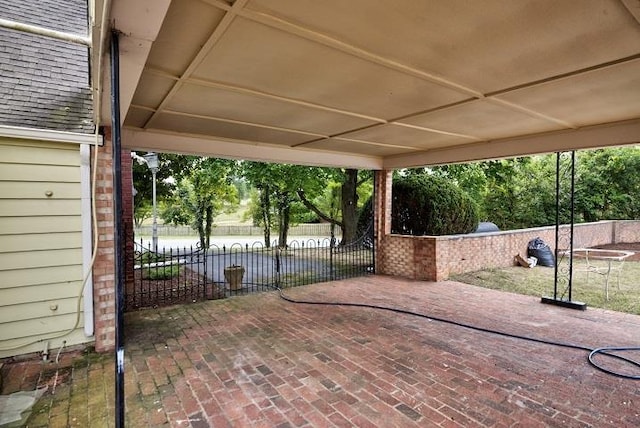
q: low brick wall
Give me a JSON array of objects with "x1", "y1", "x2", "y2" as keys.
[
  {"x1": 378, "y1": 220, "x2": 640, "y2": 281},
  {"x1": 613, "y1": 220, "x2": 640, "y2": 244}
]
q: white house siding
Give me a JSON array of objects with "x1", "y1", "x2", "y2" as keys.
[{"x1": 0, "y1": 138, "x2": 91, "y2": 358}]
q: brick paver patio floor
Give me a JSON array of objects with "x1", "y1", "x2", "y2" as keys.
[{"x1": 5, "y1": 276, "x2": 640, "y2": 427}]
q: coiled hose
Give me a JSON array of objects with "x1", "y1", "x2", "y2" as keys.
[{"x1": 273, "y1": 286, "x2": 640, "y2": 380}]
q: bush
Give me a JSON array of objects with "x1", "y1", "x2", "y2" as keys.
[
  {"x1": 138, "y1": 251, "x2": 165, "y2": 265},
  {"x1": 143, "y1": 265, "x2": 180, "y2": 280},
  {"x1": 391, "y1": 174, "x2": 479, "y2": 235}
]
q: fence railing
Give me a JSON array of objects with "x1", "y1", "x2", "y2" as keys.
[
  {"x1": 134, "y1": 223, "x2": 335, "y2": 237},
  {"x1": 127, "y1": 235, "x2": 374, "y2": 311}
]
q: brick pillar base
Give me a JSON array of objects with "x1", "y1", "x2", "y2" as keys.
[
  {"x1": 93, "y1": 128, "x2": 116, "y2": 352},
  {"x1": 374, "y1": 170, "x2": 393, "y2": 274},
  {"x1": 121, "y1": 149, "x2": 134, "y2": 306}
]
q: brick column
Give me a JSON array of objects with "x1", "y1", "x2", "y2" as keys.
[
  {"x1": 121, "y1": 149, "x2": 134, "y2": 301},
  {"x1": 92, "y1": 128, "x2": 115, "y2": 352},
  {"x1": 374, "y1": 170, "x2": 393, "y2": 274}
]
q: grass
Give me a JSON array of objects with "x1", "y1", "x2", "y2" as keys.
[{"x1": 451, "y1": 259, "x2": 640, "y2": 315}]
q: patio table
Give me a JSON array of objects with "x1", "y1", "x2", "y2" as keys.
[{"x1": 565, "y1": 248, "x2": 635, "y2": 300}]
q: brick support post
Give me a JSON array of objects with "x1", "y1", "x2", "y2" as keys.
[
  {"x1": 91, "y1": 132, "x2": 134, "y2": 351},
  {"x1": 92, "y1": 128, "x2": 115, "y2": 351},
  {"x1": 121, "y1": 149, "x2": 134, "y2": 303},
  {"x1": 374, "y1": 170, "x2": 393, "y2": 274}
]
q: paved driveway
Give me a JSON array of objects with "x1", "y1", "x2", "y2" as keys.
[
  {"x1": 201, "y1": 250, "x2": 331, "y2": 285},
  {"x1": 5, "y1": 276, "x2": 640, "y2": 427}
]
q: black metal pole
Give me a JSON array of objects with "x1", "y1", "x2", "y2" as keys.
[
  {"x1": 542, "y1": 151, "x2": 585, "y2": 310},
  {"x1": 568, "y1": 151, "x2": 576, "y2": 301},
  {"x1": 553, "y1": 153, "x2": 560, "y2": 300},
  {"x1": 372, "y1": 170, "x2": 378, "y2": 274},
  {"x1": 110, "y1": 30, "x2": 126, "y2": 428}
]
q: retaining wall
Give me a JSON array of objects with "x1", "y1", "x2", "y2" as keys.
[{"x1": 378, "y1": 220, "x2": 640, "y2": 281}]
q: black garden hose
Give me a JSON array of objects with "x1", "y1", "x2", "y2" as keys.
[{"x1": 273, "y1": 286, "x2": 640, "y2": 380}]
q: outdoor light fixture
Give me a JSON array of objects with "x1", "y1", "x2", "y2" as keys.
[{"x1": 143, "y1": 152, "x2": 159, "y2": 252}]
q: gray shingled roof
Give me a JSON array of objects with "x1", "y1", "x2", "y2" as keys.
[{"x1": 0, "y1": 0, "x2": 94, "y2": 134}]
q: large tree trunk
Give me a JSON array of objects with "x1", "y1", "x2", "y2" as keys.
[
  {"x1": 204, "y1": 205, "x2": 213, "y2": 248},
  {"x1": 196, "y1": 213, "x2": 206, "y2": 249},
  {"x1": 260, "y1": 188, "x2": 271, "y2": 248},
  {"x1": 277, "y1": 194, "x2": 290, "y2": 248},
  {"x1": 340, "y1": 169, "x2": 359, "y2": 245}
]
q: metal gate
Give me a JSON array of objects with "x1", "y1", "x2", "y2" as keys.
[{"x1": 126, "y1": 228, "x2": 374, "y2": 311}]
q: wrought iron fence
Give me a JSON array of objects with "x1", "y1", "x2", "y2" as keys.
[{"x1": 127, "y1": 233, "x2": 374, "y2": 311}]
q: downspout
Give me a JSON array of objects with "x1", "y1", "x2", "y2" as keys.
[
  {"x1": 80, "y1": 144, "x2": 94, "y2": 336},
  {"x1": 110, "y1": 29, "x2": 126, "y2": 428},
  {"x1": 0, "y1": 17, "x2": 91, "y2": 46}
]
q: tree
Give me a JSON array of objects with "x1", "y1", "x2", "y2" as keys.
[
  {"x1": 132, "y1": 152, "x2": 193, "y2": 227},
  {"x1": 242, "y1": 162, "x2": 328, "y2": 247},
  {"x1": 575, "y1": 147, "x2": 640, "y2": 221},
  {"x1": 428, "y1": 148, "x2": 640, "y2": 230},
  {"x1": 430, "y1": 157, "x2": 558, "y2": 230},
  {"x1": 297, "y1": 169, "x2": 373, "y2": 245},
  {"x1": 161, "y1": 158, "x2": 238, "y2": 248}
]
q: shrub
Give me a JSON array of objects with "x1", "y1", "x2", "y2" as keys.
[
  {"x1": 138, "y1": 251, "x2": 166, "y2": 265},
  {"x1": 391, "y1": 174, "x2": 479, "y2": 235},
  {"x1": 143, "y1": 265, "x2": 180, "y2": 280}
]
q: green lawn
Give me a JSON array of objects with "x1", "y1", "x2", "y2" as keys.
[{"x1": 451, "y1": 259, "x2": 640, "y2": 315}]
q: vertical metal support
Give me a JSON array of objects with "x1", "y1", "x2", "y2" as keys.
[
  {"x1": 552, "y1": 153, "x2": 560, "y2": 300},
  {"x1": 569, "y1": 151, "x2": 576, "y2": 301},
  {"x1": 542, "y1": 151, "x2": 586, "y2": 310},
  {"x1": 329, "y1": 228, "x2": 335, "y2": 281},
  {"x1": 110, "y1": 30, "x2": 126, "y2": 428},
  {"x1": 371, "y1": 170, "x2": 378, "y2": 274},
  {"x1": 151, "y1": 168, "x2": 158, "y2": 252},
  {"x1": 275, "y1": 247, "x2": 281, "y2": 287}
]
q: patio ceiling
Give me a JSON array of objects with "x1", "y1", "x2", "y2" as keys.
[{"x1": 100, "y1": 0, "x2": 640, "y2": 169}]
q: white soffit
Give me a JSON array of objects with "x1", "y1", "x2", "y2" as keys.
[{"x1": 110, "y1": 0, "x2": 640, "y2": 168}]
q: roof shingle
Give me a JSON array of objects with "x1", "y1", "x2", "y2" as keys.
[{"x1": 0, "y1": 0, "x2": 93, "y2": 134}]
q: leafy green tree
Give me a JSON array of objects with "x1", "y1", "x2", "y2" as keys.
[
  {"x1": 481, "y1": 157, "x2": 556, "y2": 229},
  {"x1": 430, "y1": 156, "x2": 559, "y2": 230},
  {"x1": 132, "y1": 152, "x2": 193, "y2": 227},
  {"x1": 427, "y1": 148, "x2": 640, "y2": 230},
  {"x1": 297, "y1": 169, "x2": 373, "y2": 245},
  {"x1": 161, "y1": 158, "x2": 238, "y2": 248},
  {"x1": 242, "y1": 162, "x2": 328, "y2": 247},
  {"x1": 575, "y1": 147, "x2": 640, "y2": 221}
]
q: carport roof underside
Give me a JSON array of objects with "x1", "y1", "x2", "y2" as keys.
[{"x1": 103, "y1": 0, "x2": 640, "y2": 169}]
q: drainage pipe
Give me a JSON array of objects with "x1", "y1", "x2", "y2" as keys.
[
  {"x1": 110, "y1": 29, "x2": 125, "y2": 428},
  {"x1": 0, "y1": 17, "x2": 91, "y2": 46}
]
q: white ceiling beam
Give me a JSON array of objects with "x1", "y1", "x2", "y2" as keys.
[
  {"x1": 238, "y1": 8, "x2": 640, "y2": 138},
  {"x1": 122, "y1": 128, "x2": 383, "y2": 169},
  {"x1": 390, "y1": 122, "x2": 482, "y2": 142},
  {"x1": 106, "y1": 0, "x2": 172, "y2": 125},
  {"x1": 144, "y1": 67, "x2": 387, "y2": 125},
  {"x1": 621, "y1": 0, "x2": 640, "y2": 23},
  {"x1": 487, "y1": 98, "x2": 577, "y2": 129},
  {"x1": 384, "y1": 119, "x2": 640, "y2": 168},
  {"x1": 238, "y1": 8, "x2": 484, "y2": 99},
  {"x1": 144, "y1": 0, "x2": 249, "y2": 128},
  {"x1": 162, "y1": 109, "x2": 328, "y2": 139}
]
